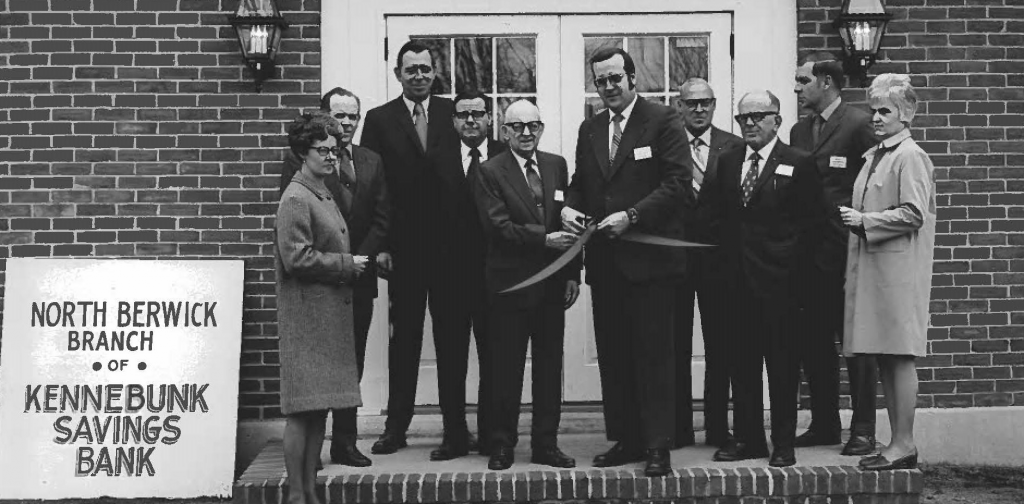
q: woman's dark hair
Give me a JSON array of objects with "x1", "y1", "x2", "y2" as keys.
[{"x1": 287, "y1": 110, "x2": 339, "y2": 158}]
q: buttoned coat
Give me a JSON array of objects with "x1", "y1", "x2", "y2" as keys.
[
  {"x1": 275, "y1": 171, "x2": 361, "y2": 414},
  {"x1": 843, "y1": 131, "x2": 936, "y2": 357}
]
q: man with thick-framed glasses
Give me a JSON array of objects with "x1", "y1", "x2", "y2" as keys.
[
  {"x1": 561, "y1": 47, "x2": 692, "y2": 477},
  {"x1": 671, "y1": 78, "x2": 745, "y2": 452},
  {"x1": 472, "y1": 99, "x2": 580, "y2": 471},
  {"x1": 279, "y1": 86, "x2": 390, "y2": 469},
  {"x1": 699, "y1": 90, "x2": 826, "y2": 468}
]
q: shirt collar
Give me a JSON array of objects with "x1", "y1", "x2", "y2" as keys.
[
  {"x1": 686, "y1": 127, "x2": 713, "y2": 147},
  {"x1": 461, "y1": 140, "x2": 488, "y2": 161},
  {"x1": 402, "y1": 95, "x2": 430, "y2": 122},
  {"x1": 875, "y1": 128, "x2": 913, "y2": 152},
  {"x1": 745, "y1": 135, "x2": 779, "y2": 162},
  {"x1": 613, "y1": 95, "x2": 639, "y2": 125},
  {"x1": 509, "y1": 149, "x2": 539, "y2": 173},
  {"x1": 820, "y1": 96, "x2": 842, "y2": 121}
]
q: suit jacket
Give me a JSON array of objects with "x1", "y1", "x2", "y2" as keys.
[
  {"x1": 701, "y1": 140, "x2": 825, "y2": 300},
  {"x1": 566, "y1": 97, "x2": 693, "y2": 284},
  {"x1": 280, "y1": 144, "x2": 389, "y2": 295},
  {"x1": 361, "y1": 96, "x2": 461, "y2": 277},
  {"x1": 685, "y1": 126, "x2": 746, "y2": 240},
  {"x1": 790, "y1": 101, "x2": 877, "y2": 274},
  {"x1": 473, "y1": 149, "x2": 581, "y2": 306}
]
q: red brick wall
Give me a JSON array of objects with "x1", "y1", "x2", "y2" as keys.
[
  {"x1": 1, "y1": 1, "x2": 1022, "y2": 421},
  {"x1": 799, "y1": 0, "x2": 1024, "y2": 408},
  {"x1": 0, "y1": 0, "x2": 321, "y2": 421}
]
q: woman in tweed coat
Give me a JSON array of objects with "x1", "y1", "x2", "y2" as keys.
[{"x1": 277, "y1": 111, "x2": 368, "y2": 504}]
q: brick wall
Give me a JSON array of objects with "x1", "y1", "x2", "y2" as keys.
[
  {"x1": 0, "y1": 0, "x2": 321, "y2": 421},
  {"x1": 799, "y1": 0, "x2": 1024, "y2": 408},
  {"x1": 1, "y1": 0, "x2": 1022, "y2": 421}
]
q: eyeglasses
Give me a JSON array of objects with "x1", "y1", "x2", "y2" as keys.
[
  {"x1": 869, "y1": 107, "x2": 893, "y2": 116},
  {"x1": 454, "y1": 110, "x2": 488, "y2": 120},
  {"x1": 682, "y1": 98, "x2": 715, "y2": 110},
  {"x1": 403, "y1": 64, "x2": 433, "y2": 76},
  {"x1": 314, "y1": 146, "x2": 341, "y2": 157},
  {"x1": 593, "y1": 73, "x2": 627, "y2": 88},
  {"x1": 504, "y1": 121, "x2": 544, "y2": 134},
  {"x1": 734, "y1": 111, "x2": 779, "y2": 125},
  {"x1": 333, "y1": 112, "x2": 361, "y2": 121}
]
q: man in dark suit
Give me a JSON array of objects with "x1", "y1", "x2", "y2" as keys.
[
  {"x1": 702, "y1": 90, "x2": 825, "y2": 467},
  {"x1": 791, "y1": 52, "x2": 879, "y2": 456},
  {"x1": 672, "y1": 77, "x2": 746, "y2": 449},
  {"x1": 360, "y1": 41, "x2": 473, "y2": 460},
  {"x1": 441, "y1": 90, "x2": 508, "y2": 455},
  {"x1": 472, "y1": 100, "x2": 580, "y2": 471},
  {"x1": 279, "y1": 87, "x2": 389, "y2": 467},
  {"x1": 562, "y1": 48, "x2": 692, "y2": 477}
]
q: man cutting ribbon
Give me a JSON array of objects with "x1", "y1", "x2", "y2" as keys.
[{"x1": 560, "y1": 48, "x2": 694, "y2": 477}]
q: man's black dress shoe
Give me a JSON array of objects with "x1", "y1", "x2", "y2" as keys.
[
  {"x1": 430, "y1": 440, "x2": 469, "y2": 461},
  {"x1": 330, "y1": 443, "x2": 372, "y2": 467},
  {"x1": 713, "y1": 440, "x2": 769, "y2": 462},
  {"x1": 769, "y1": 447, "x2": 796, "y2": 467},
  {"x1": 488, "y1": 446, "x2": 514, "y2": 471},
  {"x1": 842, "y1": 434, "x2": 877, "y2": 456},
  {"x1": 794, "y1": 430, "x2": 841, "y2": 447},
  {"x1": 531, "y1": 446, "x2": 575, "y2": 468},
  {"x1": 860, "y1": 451, "x2": 918, "y2": 471},
  {"x1": 592, "y1": 442, "x2": 645, "y2": 468},
  {"x1": 370, "y1": 431, "x2": 407, "y2": 455},
  {"x1": 644, "y1": 449, "x2": 672, "y2": 477}
]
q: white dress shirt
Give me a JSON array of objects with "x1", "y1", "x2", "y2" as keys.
[
  {"x1": 608, "y1": 95, "x2": 638, "y2": 155},
  {"x1": 460, "y1": 141, "x2": 489, "y2": 176},
  {"x1": 402, "y1": 94, "x2": 431, "y2": 123},
  {"x1": 742, "y1": 136, "x2": 779, "y2": 183}
]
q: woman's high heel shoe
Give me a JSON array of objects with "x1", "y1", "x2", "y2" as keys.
[{"x1": 861, "y1": 450, "x2": 918, "y2": 471}]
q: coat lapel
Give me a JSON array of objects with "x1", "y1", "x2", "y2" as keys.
[
  {"x1": 608, "y1": 98, "x2": 649, "y2": 180},
  {"x1": 390, "y1": 98, "x2": 423, "y2": 154},
  {"x1": 815, "y1": 102, "x2": 844, "y2": 150},
  {"x1": 500, "y1": 152, "x2": 543, "y2": 224},
  {"x1": 590, "y1": 112, "x2": 611, "y2": 178},
  {"x1": 538, "y1": 153, "x2": 558, "y2": 229},
  {"x1": 426, "y1": 97, "x2": 447, "y2": 153},
  {"x1": 749, "y1": 142, "x2": 782, "y2": 201}
]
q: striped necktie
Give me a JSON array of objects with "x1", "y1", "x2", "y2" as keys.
[{"x1": 609, "y1": 114, "x2": 624, "y2": 164}]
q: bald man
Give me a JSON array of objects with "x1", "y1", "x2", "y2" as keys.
[
  {"x1": 700, "y1": 91, "x2": 825, "y2": 467},
  {"x1": 472, "y1": 100, "x2": 580, "y2": 471}
]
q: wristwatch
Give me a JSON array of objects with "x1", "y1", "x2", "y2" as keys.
[{"x1": 627, "y1": 207, "x2": 639, "y2": 225}]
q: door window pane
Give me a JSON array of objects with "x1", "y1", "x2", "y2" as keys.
[
  {"x1": 628, "y1": 36, "x2": 665, "y2": 92},
  {"x1": 497, "y1": 37, "x2": 537, "y2": 93},
  {"x1": 669, "y1": 36, "x2": 709, "y2": 89},
  {"x1": 455, "y1": 38, "x2": 493, "y2": 93}
]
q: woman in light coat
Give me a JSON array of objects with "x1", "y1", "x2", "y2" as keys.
[
  {"x1": 839, "y1": 74, "x2": 935, "y2": 471},
  {"x1": 276, "y1": 111, "x2": 368, "y2": 504}
]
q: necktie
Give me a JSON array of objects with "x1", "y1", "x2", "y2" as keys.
[
  {"x1": 691, "y1": 137, "x2": 706, "y2": 193},
  {"x1": 335, "y1": 149, "x2": 355, "y2": 215},
  {"x1": 812, "y1": 114, "x2": 825, "y2": 146},
  {"x1": 741, "y1": 152, "x2": 761, "y2": 206},
  {"x1": 609, "y1": 114, "x2": 624, "y2": 164},
  {"x1": 525, "y1": 159, "x2": 544, "y2": 218},
  {"x1": 468, "y1": 147, "x2": 482, "y2": 178},
  {"x1": 413, "y1": 101, "x2": 428, "y2": 152}
]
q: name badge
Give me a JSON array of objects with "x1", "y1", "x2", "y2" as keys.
[
  {"x1": 830, "y1": 156, "x2": 848, "y2": 169},
  {"x1": 554, "y1": 190, "x2": 564, "y2": 202},
  {"x1": 776, "y1": 164, "x2": 794, "y2": 177},
  {"x1": 633, "y1": 146, "x2": 653, "y2": 160}
]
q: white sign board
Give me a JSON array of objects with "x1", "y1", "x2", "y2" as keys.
[{"x1": 0, "y1": 259, "x2": 244, "y2": 499}]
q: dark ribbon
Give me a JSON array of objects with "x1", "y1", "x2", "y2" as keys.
[{"x1": 499, "y1": 224, "x2": 714, "y2": 293}]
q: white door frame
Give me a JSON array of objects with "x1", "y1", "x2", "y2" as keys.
[{"x1": 323, "y1": 0, "x2": 798, "y2": 413}]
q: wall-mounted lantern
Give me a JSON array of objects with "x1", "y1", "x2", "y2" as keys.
[
  {"x1": 832, "y1": 0, "x2": 892, "y2": 86},
  {"x1": 228, "y1": 0, "x2": 288, "y2": 92}
]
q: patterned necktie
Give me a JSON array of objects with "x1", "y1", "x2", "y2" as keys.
[
  {"x1": 413, "y1": 101, "x2": 428, "y2": 151},
  {"x1": 691, "y1": 137, "x2": 707, "y2": 193},
  {"x1": 609, "y1": 113, "x2": 624, "y2": 164},
  {"x1": 812, "y1": 114, "x2": 825, "y2": 146},
  {"x1": 525, "y1": 159, "x2": 544, "y2": 218},
  {"x1": 335, "y1": 149, "x2": 355, "y2": 215},
  {"x1": 741, "y1": 152, "x2": 761, "y2": 206},
  {"x1": 468, "y1": 147, "x2": 482, "y2": 178}
]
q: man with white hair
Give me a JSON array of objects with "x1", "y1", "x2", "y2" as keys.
[
  {"x1": 472, "y1": 99, "x2": 580, "y2": 471},
  {"x1": 700, "y1": 90, "x2": 825, "y2": 467}
]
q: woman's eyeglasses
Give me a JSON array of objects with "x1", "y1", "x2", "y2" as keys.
[{"x1": 314, "y1": 147, "x2": 341, "y2": 157}]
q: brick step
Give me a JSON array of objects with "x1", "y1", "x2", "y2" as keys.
[{"x1": 234, "y1": 434, "x2": 922, "y2": 504}]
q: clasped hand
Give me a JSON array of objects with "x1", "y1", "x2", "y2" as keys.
[{"x1": 838, "y1": 206, "x2": 864, "y2": 228}]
